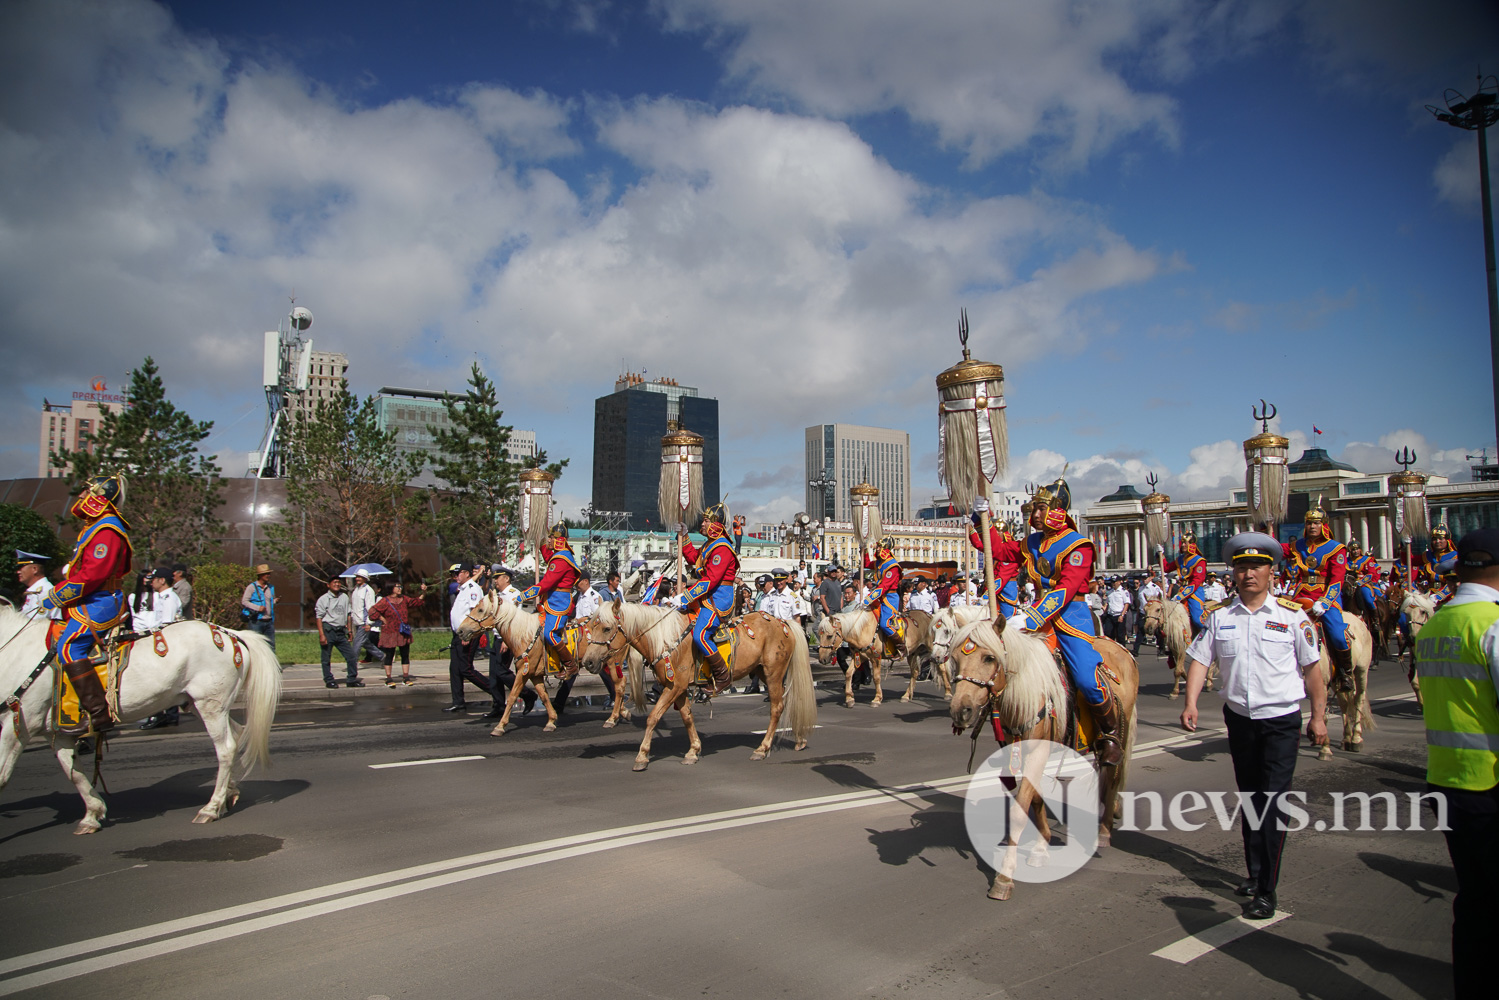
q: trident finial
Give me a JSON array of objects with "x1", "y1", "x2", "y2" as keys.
[
  {"x1": 1252, "y1": 399, "x2": 1277, "y2": 432},
  {"x1": 1395, "y1": 446, "x2": 1417, "y2": 471},
  {"x1": 1146, "y1": 472, "x2": 1159, "y2": 491},
  {"x1": 958, "y1": 308, "x2": 971, "y2": 360}
]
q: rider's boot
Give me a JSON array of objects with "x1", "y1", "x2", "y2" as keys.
[
  {"x1": 1328, "y1": 642, "x2": 1356, "y2": 694},
  {"x1": 61, "y1": 658, "x2": 114, "y2": 736},
  {"x1": 1087, "y1": 687, "x2": 1123, "y2": 768},
  {"x1": 704, "y1": 649, "x2": 734, "y2": 695}
]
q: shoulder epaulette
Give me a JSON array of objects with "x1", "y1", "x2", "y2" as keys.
[{"x1": 1276, "y1": 596, "x2": 1303, "y2": 612}]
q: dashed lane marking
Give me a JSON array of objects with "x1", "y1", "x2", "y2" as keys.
[
  {"x1": 1151, "y1": 910, "x2": 1292, "y2": 963},
  {"x1": 369, "y1": 756, "x2": 485, "y2": 770}
]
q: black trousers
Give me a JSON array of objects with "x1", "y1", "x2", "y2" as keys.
[
  {"x1": 1224, "y1": 706, "x2": 1301, "y2": 897},
  {"x1": 488, "y1": 641, "x2": 536, "y2": 711},
  {"x1": 448, "y1": 633, "x2": 492, "y2": 706},
  {"x1": 320, "y1": 625, "x2": 358, "y2": 684},
  {"x1": 1430, "y1": 782, "x2": 1499, "y2": 999}
]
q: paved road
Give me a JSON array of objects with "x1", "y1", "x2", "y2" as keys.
[{"x1": 0, "y1": 650, "x2": 1455, "y2": 999}]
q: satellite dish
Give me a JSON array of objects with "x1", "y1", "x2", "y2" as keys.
[{"x1": 291, "y1": 306, "x2": 313, "y2": 331}]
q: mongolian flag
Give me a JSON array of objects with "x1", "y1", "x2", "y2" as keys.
[{"x1": 1313, "y1": 425, "x2": 1322, "y2": 435}]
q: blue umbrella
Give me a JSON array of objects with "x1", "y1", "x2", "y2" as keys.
[{"x1": 340, "y1": 562, "x2": 392, "y2": 578}]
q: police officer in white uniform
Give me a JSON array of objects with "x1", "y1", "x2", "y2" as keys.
[
  {"x1": 445, "y1": 564, "x2": 494, "y2": 713},
  {"x1": 16, "y1": 551, "x2": 59, "y2": 620},
  {"x1": 907, "y1": 577, "x2": 938, "y2": 615},
  {"x1": 1180, "y1": 531, "x2": 1328, "y2": 921},
  {"x1": 765, "y1": 570, "x2": 798, "y2": 624}
]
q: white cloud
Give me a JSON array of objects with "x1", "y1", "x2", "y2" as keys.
[{"x1": 653, "y1": 0, "x2": 1299, "y2": 168}]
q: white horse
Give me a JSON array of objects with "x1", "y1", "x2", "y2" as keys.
[
  {"x1": 1314, "y1": 613, "x2": 1376, "y2": 757},
  {"x1": 0, "y1": 608, "x2": 281, "y2": 834},
  {"x1": 1141, "y1": 598, "x2": 1217, "y2": 699},
  {"x1": 926, "y1": 606, "x2": 990, "y2": 687},
  {"x1": 1400, "y1": 592, "x2": 1437, "y2": 705}
]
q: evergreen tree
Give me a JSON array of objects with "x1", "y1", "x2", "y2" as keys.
[
  {"x1": 265, "y1": 384, "x2": 423, "y2": 583},
  {"x1": 51, "y1": 357, "x2": 223, "y2": 565},
  {"x1": 0, "y1": 503, "x2": 66, "y2": 602},
  {"x1": 425, "y1": 362, "x2": 567, "y2": 565}
]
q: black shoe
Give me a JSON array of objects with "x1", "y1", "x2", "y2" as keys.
[
  {"x1": 1243, "y1": 893, "x2": 1277, "y2": 920},
  {"x1": 138, "y1": 714, "x2": 178, "y2": 730},
  {"x1": 482, "y1": 704, "x2": 505, "y2": 719},
  {"x1": 347, "y1": 679, "x2": 365, "y2": 688},
  {"x1": 1234, "y1": 878, "x2": 1258, "y2": 898},
  {"x1": 324, "y1": 680, "x2": 340, "y2": 689},
  {"x1": 442, "y1": 703, "x2": 468, "y2": 713}
]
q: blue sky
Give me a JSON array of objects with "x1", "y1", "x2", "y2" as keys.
[{"x1": 1, "y1": 0, "x2": 1496, "y2": 525}]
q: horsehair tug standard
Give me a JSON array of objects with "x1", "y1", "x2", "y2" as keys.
[
  {"x1": 1243, "y1": 399, "x2": 1289, "y2": 534},
  {"x1": 1142, "y1": 472, "x2": 1171, "y2": 582},
  {"x1": 849, "y1": 480, "x2": 880, "y2": 588},
  {"x1": 659, "y1": 428, "x2": 705, "y2": 597},
  {"x1": 937, "y1": 307, "x2": 1007, "y2": 619},
  {"x1": 519, "y1": 467, "x2": 556, "y2": 556}
]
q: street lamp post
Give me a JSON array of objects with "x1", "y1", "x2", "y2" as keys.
[
  {"x1": 1430, "y1": 75, "x2": 1499, "y2": 451},
  {"x1": 809, "y1": 471, "x2": 836, "y2": 522}
]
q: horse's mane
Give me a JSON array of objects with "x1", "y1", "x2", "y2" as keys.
[
  {"x1": 490, "y1": 594, "x2": 536, "y2": 644},
  {"x1": 1401, "y1": 593, "x2": 1435, "y2": 616},
  {"x1": 0, "y1": 606, "x2": 52, "y2": 685},
  {"x1": 601, "y1": 600, "x2": 683, "y2": 661},
  {"x1": 951, "y1": 620, "x2": 1067, "y2": 731},
  {"x1": 1160, "y1": 599, "x2": 1190, "y2": 633}
]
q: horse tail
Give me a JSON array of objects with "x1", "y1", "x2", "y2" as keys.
[
  {"x1": 785, "y1": 629, "x2": 817, "y2": 746},
  {"x1": 627, "y1": 648, "x2": 647, "y2": 712},
  {"x1": 233, "y1": 628, "x2": 282, "y2": 774}
]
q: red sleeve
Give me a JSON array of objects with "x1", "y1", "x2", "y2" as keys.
[
  {"x1": 681, "y1": 541, "x2": 701, "y2": 564},
  {"x1": 1161, "y1": 557, "x2": 1178, "y2": 573},
  {"x1": 1280, "y1": 543, "x2": 1296, "y2": 562},
  {"x1": 1052, "y1": 545, "x2": 1094, "y2": 605},
  {"x1": 1326, "y1": 549, "x2": 1347, "y2": 587},
  {"x1": 969, "y1": 527, "x2": 1023, "y2": 565},
  {"x1": 863, "y1": 551, "x2": 876, "y2": 570},
  {"x1": 370, "y1": 598, "x2": 389, "y2": 623},
  {"x1": 53, "y1": 525, "x2": 130, "y2": 604}
]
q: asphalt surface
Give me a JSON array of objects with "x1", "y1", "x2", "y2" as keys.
[{"x1": 0, "y1": 648, "x2": 1456, "y2": 999}]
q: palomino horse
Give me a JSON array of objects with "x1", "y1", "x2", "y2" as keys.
[
  {"x1": 457, "y1": 594, "x2": 643, "y2": 735},
  {"x1": 927, "y1": 606, "x2": 989, "y2": 677},
  {"x1": 1312, "y1": 614, "x2": 1376, "y2": 757},
  {"x1": 946, "y1": 618, "x2": 1138, "y2": 901},
  {"x1": 1400, "y1": 592, "x2": 1437, "y2": 706},
  {"x1": 581, "y1": 601, "x2": 815, "y2": 770},
  {"x1": 1140, "y1": 598, "x2": 1216, "y2": 699},
  {"x1": 814, "y1": 607, "x2": 941, "y2": 707},
  {"x1": 0, "y1": 608, "x2": 281, "y2": 834},
  {"x1": 1344, "y1": 585, "x2": 1395, "y2": 663}
]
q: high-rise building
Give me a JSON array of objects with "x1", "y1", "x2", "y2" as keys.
[
  {"x1": 38, "y1": 388, "x2": 128, "y2": 477},
  {"x1": 804, "y1": 424, "x2": 910, "y2": 523},
  {"x1": 374, "y1": 387, "x2": 537, "y2": 482},
  {"x1": 287, "y1": 349, "x2": 349, "y2": 424},
  {"x1": 593, "y1": 373, "x2": 719, "y2": 530}
]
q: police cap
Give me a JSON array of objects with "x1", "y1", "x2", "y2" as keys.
[
  {"x1": 15, "y1": 549, "x2": 48, "y2": 567},
  {"x1": 1223, "y1": 531, "x2": 1281, "y2": 566},
  {"x1": 1457, "y1": 528, "x2": 1499, "y2": 569}
]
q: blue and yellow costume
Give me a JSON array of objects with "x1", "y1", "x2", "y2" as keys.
[
  {"x1": 1347, "y1": 541, "x2": 1382, "y2": 614},
  {"x1": 1421, "y1": 525, "x2": 1457, "y2": 603},
  {"x1": 968, "y1": 510, "x2": 1023, "y2": 616},
  {"x1": 678, "y1": 503, "x2": 738, "y2": 691},
  {"x1": 1280, "y1": 506, "x2": 1354, "y2": 690},
  {"x1": 41, "y1": 475, "x2": 133, "y2": 735},
  {"x1": 521, "y1": 523, "x2": 582, "y2": 670},
  {"x1": 1162, "y1": 531, "x2": 1209, "y2": 629},
  {"x1": 985, "y1": 477, "x2": 1123, "y2": 766},
  {"x1": 863, "y1": 540, "x2": 903, "y2": 642}
]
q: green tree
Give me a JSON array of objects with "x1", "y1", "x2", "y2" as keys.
[
  {"x1": 50, "y1": 357, "x2": 223, "y2": 566},
  {"x1": 424, "y1": 362, "x2": 567, "y2": 565},
  {"x1": 0, "y1": 503, "x2": 66, "y2": 602},
  {"x1": 191, "y1": 562, "x2": 256, "y2": 627},
  {"x1": 264, "y1": 383, "x2": 423, "y2": 585}
]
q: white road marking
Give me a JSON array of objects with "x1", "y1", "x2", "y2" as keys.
[
  {"x1": 369, "y1": 756, "x2": 485, "y2": 770},
  {"x1": 0, "y1": 724, "x2": 1233, "y2": 994},
  {"x1": 1151, "y1": 910, "x2": 1292, "y2": 963},
  {"x1": 0, "y1": 773, "x2": 974, "y2": 993}
]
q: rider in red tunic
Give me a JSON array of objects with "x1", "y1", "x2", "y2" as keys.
[{"x1": 677, "y1": 503, "x2": 738, "y2": 692}]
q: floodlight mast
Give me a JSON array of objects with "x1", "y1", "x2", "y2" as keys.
[{"x1": 253, "y1": 299, "x2": 314, "y2": 479}]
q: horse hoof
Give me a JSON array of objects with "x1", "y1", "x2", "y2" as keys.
[
  {"x1": 1097, "y1": 829, "x2": 1112, "y2": 851},
  {"x1": 227, "y1": 792, "x2": 240, "y2": 810},
  {"x1": 844, "y1": 699, "x2": 854, "y2": 708},
  {"x1": 987, "y1": 878, "x2": 1013, "y2": 901},
  {"x1": 601, "y1": 720, "x2": 617, "y2": 729},
  {"x1": 900, "y1": 695, "x2": 912, "y2": 703},
  {"x1": 750, "y1": 750, "x2": 767, "y2": 761},
  {"x1": 1026, "y1": 846, "x2": 1050, "y2": 868},
  {"x1": 632, "y1": 758, "x2": 650, "y2": 772},
  {"x1": 489, "y1": 724, "x2": 509, "y2": 737},
  {"x1": 542, "y1": 721, "x2": 557, "y2": 733},
  {"x1": 1167, "y1": 692, "x2": 1179, "y2": 701},
  {"x1": 73, "y1": 820, "x2": 101, "y2": 836},
  {"x1": 1317, "y1": 745, "x2": 1334, "y2": 761},
  {"x1": 871, "y1": 699, "x2": 883, "y2": 708},
  {"x1": 682, "y1": 755, "x2": 698, "y2": 765},
  {"x1": 192, "y1": 811, "x2": 217, "y2": 824},
  {"x1": 794, "y1": 740, "x2": 808, "y2": 751},
  {"x1": 1344, "y1": 740, "x2": 1362, "y2": 753}
]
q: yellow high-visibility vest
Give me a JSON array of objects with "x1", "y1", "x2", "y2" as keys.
[{"x1": 1417, "y1": 600, "x2": 1499, "y2": 791}]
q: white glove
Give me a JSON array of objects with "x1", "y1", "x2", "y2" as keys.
[
  {"x1": 1006, "y1": 613, "x2": 1028, "y2": 632},
  {"x1": 1153, "y1": 543, "x2": 1165, "y2": 555},
  {"x1": 670, "y1": 595, "x2": 688, "y2": 612},
  {"x1": 972, "y1": 497, "x2": 990, "y2": 513}
]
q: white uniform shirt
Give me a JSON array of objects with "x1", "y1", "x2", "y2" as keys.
[
  {"x1": 908, "y1": 588, "x2": 938, "y2": 614},
  {"x1": 766, "y1": 587, "x2": 798, "y2": 623},
  {"x1": 449, "y1": 579, "x2": 483, "y2": 632},
  {"x1": 350, "y1": 583, "x2": 378, "y2": 627},
  {"x1": 22, "y1": 578, "x2": 59, "y2": 620},
  {"x1": 1185, "y1": 595, "x2": 1321, "y2": 720},
  {"x1": 575, "y1": 586, "x2": 602, "y2": 618},
  {"x1": 1137, "y1": 581, "x2": 1163, "y2": 610},
  {"x1": 1202, "y1": 581, "x2": 1228, "y2": 602},
  {"x1": 494, "y1": 584, "x2": 521, "y2": 606},
  {"x1": 1106, "y1": 587, "x2": 1129, "y2": 616},
  {"x1": 134, "y1": 587, "x2": 182, "y2": 631}
]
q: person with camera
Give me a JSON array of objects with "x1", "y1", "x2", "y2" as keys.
[{"x1": 240, "y1": 564, "x2": 278, "y2": 648}]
